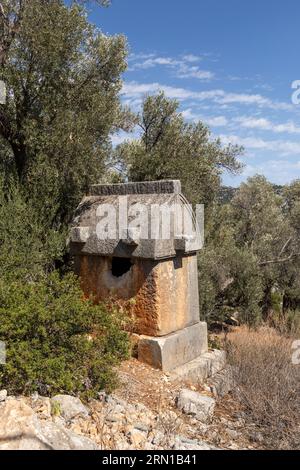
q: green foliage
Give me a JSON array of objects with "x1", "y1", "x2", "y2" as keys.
[
  {"x1": 115, "y1": 93, "x2": 243, "y2": 207},
  {"x1": 198, "y1": 204, "x2": 263, "y2": 326},
  {"x1": 200, "y1": 176, "x2": 300, "y2": 330},
  {"x1": 0, "y1": 271, "x2": 130, "y2": 397},
  {"x1": 0, "y1": 176, "x2": 65, "y2": 280},
  {"x1": 0, "y1": 176, "x2": 129, "y2": 398},
  {"x1": 0, "y1": 1, "x2": 298, "y2": 399},
  {"x1": 1, "y1": 0, "x2": 131, "y2": 227}
]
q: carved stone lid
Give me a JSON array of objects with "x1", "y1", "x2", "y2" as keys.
[
  {"x1": 90, "y1": 180, "x2": 182, "y2": 196},
  {"x1": 69, "y1": 180, "x2": 202, "y2": 260}
]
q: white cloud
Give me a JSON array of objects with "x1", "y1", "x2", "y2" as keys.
[
  {"x1": 121, "y1": 81, "x2": 293, "y2": 112},
  {"x1": 128, "y1": 53, "x2": 214, "y2": 81},
  {"x1": 218, "y1": 92, "x2": 292, "y2": 111},
  {"x1": 220, "y1": 134, "x2": 300, "y2": 156},
  {"x1": 128, "y1": 53, "x2": 156, "y2": 61},
  {"x1": 110, "y1": 129, "x2": 139, "y2": 147},
  {"x1": 223, "y1": 159, "x2": 300, "y2": 186},
  {"x1": 181, "y1": 109, "x2": 228, "y2": 127},
  {"x1": 130, "y1": 56, "x2": 179, "y2": 70},
  {"x1": 176, "y1": 64, "x2": 214, "y2": 80},
  {"x1": 235, "y1": 116, "x2": 300, "y2": 134},
  {"x1": 181, "y1": 54, "x2": 202, "y2": 63},
  {"x1": 121, "y1": 81, "x2": 195, "y2": 100},
  {"x1": 206, "y1": 116, "x2": 229, "y2": 127}
]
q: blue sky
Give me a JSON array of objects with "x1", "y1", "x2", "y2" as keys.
[{"x1": 90, "y1": 0, "x2": 300, "y2": 186}]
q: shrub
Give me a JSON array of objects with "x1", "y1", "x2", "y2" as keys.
[
  {"x1": 269, "y1": 308, "x2": 300, "y2": 337},
  {"x1": 0, "y1": 272, "x2": 130, "y2": 398},
  {"x1": 226, "y1": 326, "x2": 300, "y2": 449},
  {"x1": 198, "y1": 243, "x2": 263, "y2": 327},
  {"x1": 0, "y1": 177, "x2": 65, "y2": 281}
]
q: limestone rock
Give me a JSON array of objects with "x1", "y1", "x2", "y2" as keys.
[
  {"x1": 174, "y1": 435, "x2": 215, "y2": 450},
  {"x1": 226, "y1": 429, "x2": 240, "y2": 440},
  {"x1": 37, "y1": 420, "x2": 97, "y2": 450},
  {"x1": 0, "y1": 399, "x2": 97, "y2": 450},
  {"x1": 177, "y1": 389, "x2": 215, "y2": 423},
  {"x1": 128, "y1": 428, "x2": 147, "y2": 448},
  {"x1": 31, "y1": 397, "x2": 51, "y2": 420},
  {"x1": 0, "y1": 389, "x2": 7, "y2": 402},
  {"x1": 51, "y1": 395, "x2": 89, "y2": 421},
  {"x1": 207, "y1": 366, "x2": 233, "y2": 398}
]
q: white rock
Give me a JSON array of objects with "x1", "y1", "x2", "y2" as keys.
[
  {"x1": 51, "y1": 395, "x2": 89, "y2": 421},
  {"x1": 226, "y1": 428, "x2": 240, "y2": 440},
  {"x1": 0, "y1": 390, "x2": 7, "y2": 402},
  {"x1": 152, "y1": 430, "x2": 164, "y2": 445},
  {"x1": 0, "y1": 399, "x2": 96, "y2": 450},
  {"x1": 174, "y1": 435, "x2": 213, "y2": 450},
  {"x1": 133, "y1": 423, "x2": 149, "y2": 433},
  {"x1": 177, "y1": 389, "x2": 215, "y2": 423},
  {"x1": 128, "y1": 428, "x2": 147, "y2": 448},
  {"x1": 31, "y1": 397, "x2": 51, "y2": 420}
]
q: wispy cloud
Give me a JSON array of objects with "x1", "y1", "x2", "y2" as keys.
[
  {"x1": 224, "y1": 159, "x2": 300, "y2": 186},
  {"x1": 181, "y1": 54, "x2": 202, "y2": 63},
  {"x1": 234, "y1": 116, "x2": 300, "y2": 134},
  {"x1": 129, "y1": 56, "x2": 179, "y2": 70},
  {"x1": 128, "y1": 53, "x2": 215, "y2": 81},
  {"x1": 220, "y1": 134, "x2": 300, "y2": 156},
  {"x1": 176, "y1": 64, "x2": 214, "y2": 80},
  {"x1": 181, "y1": 109, "x2": 228, "y2": 127},
  {"x1": 121, "y1": 81, "x2": 293, "y2": 112},
  {"x1": 124, "y1": 49, "x2": 300, "y2": 185}
]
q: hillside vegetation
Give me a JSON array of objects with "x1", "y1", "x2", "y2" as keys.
[{"x1": 0, "y1": 1, "x2": 299, "y2": 403}]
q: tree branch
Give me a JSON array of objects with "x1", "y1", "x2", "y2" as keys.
[{"x1": 259, "y1": 252, "x2": 299, "y2": 267}]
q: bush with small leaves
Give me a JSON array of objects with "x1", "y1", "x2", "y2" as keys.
[{"x1": 0, "y1": 272, "x2": 130, "y2": 398}]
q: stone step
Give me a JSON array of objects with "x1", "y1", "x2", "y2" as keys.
[
  {"x1": 170, "y1": 349, "x2": 226, "y2": 384},
  {"x1": 138, "y1": 322, "x2": 208, "y2": 371}
]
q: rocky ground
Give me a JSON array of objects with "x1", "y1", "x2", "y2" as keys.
[{"x1": 0, "y1": 357, "x2": 264, "y2": 450}]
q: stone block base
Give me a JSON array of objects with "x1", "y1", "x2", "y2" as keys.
[
  {"x1": 170, "y1": 350, "x2": 226, "y2": 384},
  {"x1": 137, "y1": 322, "x2": 208, "y2": 372}
]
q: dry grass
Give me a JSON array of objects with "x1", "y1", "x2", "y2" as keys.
[
  {"x1": 269, "y1": 309, "x2": 300, "y2": 337},
  {"x1": 225, "y1": 326, "x2": 300, "y2": 449}
]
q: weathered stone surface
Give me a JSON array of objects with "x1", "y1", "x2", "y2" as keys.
[
  {"x1": 138, "y1": 322, "x2": 208, "y2": 371},
  {"x1": 128, "y1": 428, "x2": 147, "y2": 447},
  {"x1": 154, "y1": 255, "x2": 200, "y2": 336},
  {"x1": 0, "y1": 390, "x2": 249, "y2": 450},
  {"x1": 38, "y1": 420, "x2": 97, "y2": 450},
  {"x1": 0, "y1": 399, "x2": 97, "y2": 450},
  {"x1": 90, "y1": 180, "x2": 182, "y2": 196},
  {"x1": 69, "y1": 226, "x2": 90, "y2": 243},
  {"x1": 226, "y1": 429, "x2": 240, "y2": 440},
  {"x1": 51, "y1": 395, "x2": 89, "y2": 421},
  {"x1": 0, "y1": 389, "x2": 7, "y2": 402},
  {"x1": 69, "y1": 180, "x2": 206, "y2": 376},
  {"x1": 174, "y1": 436, "x2": 215, "y2": 450},
  {"x1": 177, "y1": 389, "x2": 215, "y2": 423},
  {"x1": 75, "y1": 255, "x2": 200, "y2": 337},
  {"x1": 31, "y1": 396, "x2": 52, "y2": 420},
  {"x1": 69, "y1": 181, "x2": 202, "y2": 260},
  {"x1": 207, "y1": 366, "x2": 233, "y2": 397},
  {"x1": 170, "y1": 349, "x2": 226, "y2": 383}
]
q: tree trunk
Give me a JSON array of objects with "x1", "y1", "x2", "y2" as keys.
[
  {"x1": 262, "y1": 284, "x2": 273, "y2": 321},
  {"x1": 10, "y1": 141, "x2": 27, "y2": 181}
]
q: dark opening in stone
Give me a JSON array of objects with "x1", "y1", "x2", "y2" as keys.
[{"x1": 111, "y1": 257, "x2": 133, "y2": 278}]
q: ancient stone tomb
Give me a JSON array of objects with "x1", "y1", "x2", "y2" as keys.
[{"x1": 69, "y1": 180, "x2": 208, "y2": 373}]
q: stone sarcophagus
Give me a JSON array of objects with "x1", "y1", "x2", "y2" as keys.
[{"x1": 69, "y1": 180, "x2": 209, "y2": 373}]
